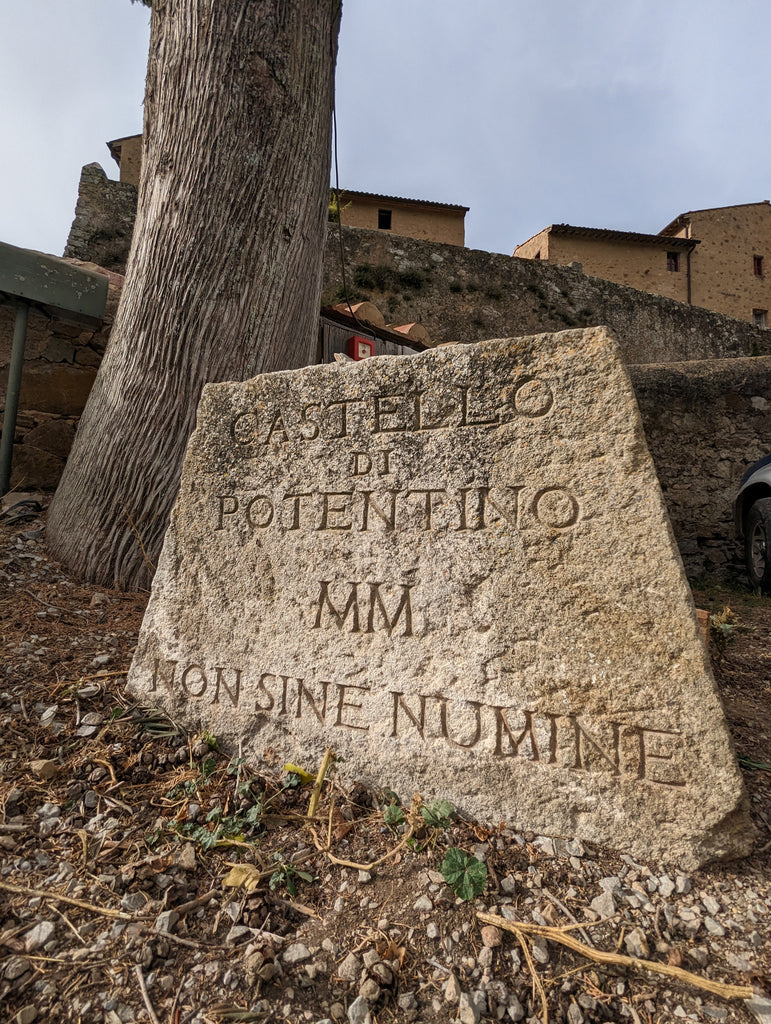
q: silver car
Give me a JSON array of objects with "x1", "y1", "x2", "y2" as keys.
[{"x1": 734, "y1": 454, "x2": 771, "y2": 592}]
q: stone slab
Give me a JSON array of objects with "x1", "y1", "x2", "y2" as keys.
[{"x1": 127, "y1": 328, "x2": 752, "y2": 867}]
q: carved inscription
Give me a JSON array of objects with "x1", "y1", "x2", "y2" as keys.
[
  {"x1": 214, "y1": 485, "x2": 579, "y2": 534},
  {"x1": 148, "y1": 659, "x2": 685, "y2": 787},
  {"x1": 229, "y1": 380, "x2": 555, "y2": 447},
  {"x1": 313, "y1": 581, "x2": 414, "y2": 636}
]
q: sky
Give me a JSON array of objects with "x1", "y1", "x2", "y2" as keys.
[{"x1": 1, "y1": 0, "x2": 770, "y2": 258}]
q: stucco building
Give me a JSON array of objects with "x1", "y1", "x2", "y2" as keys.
[
  {"x1": 514, "y1": 201, "x2": 771, "y2": 327},
  {"x1": 331, "y1": 189, "x2": 468, "y2": 246},
  {"x1": 106, "y1": 135, "x2": 468, "y2": 247}
]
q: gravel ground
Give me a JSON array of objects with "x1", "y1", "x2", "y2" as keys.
[{"x1": 1, "y1": 495, "x2": 769, "y2": 1024}]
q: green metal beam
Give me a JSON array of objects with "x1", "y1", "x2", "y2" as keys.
[{"x1": 0, "y1": 241, "x2": 108, "y2": 326}]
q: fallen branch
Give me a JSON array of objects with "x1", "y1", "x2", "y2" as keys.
[
  {"x1": 0, "y1": 880, "x2": 150, "y2": 921},
  {"x1": 513, "y1": 918, "x2": 549, "y2": 1023},
  {"x1": 476, "y1": 911, "x2": 754, "y2": 1001}
]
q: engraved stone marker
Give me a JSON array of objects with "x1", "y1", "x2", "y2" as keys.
[{"x1": 128, "y1": 327, "x2": 752, "y2": 867}]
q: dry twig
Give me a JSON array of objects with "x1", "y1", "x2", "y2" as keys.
[
  {"x1": 134, "y1": 964, "x2": 162, "y2": 1024},
  {"x1": 310, "y1": 793, "x2": 423, "y2": 871},
  {"x1": 307, "y1": 746, "x2": 334, "y2": 819},
  {"x1": 477, "y1": 911, "x2": 755, "y2": 1001},
  {"x1": 0, "y1": 880, "x2": 150, "y2": 921}
]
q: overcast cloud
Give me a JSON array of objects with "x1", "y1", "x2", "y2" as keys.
[{"x1": 1, "y1": 0, "x2": 769, "y2": 259}]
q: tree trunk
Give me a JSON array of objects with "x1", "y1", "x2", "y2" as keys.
[{"x1": 47, "y1": 0, "x2": 341, "y2": 590}]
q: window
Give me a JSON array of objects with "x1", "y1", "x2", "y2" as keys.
[
  {"x1": 666, "y1": 251, "x2": 680, "y2": 272},
  {"x1": 377, "y1": 209, "x2": 392, "y2": 230},
  {"x1": 753, "y1": 309, "x2": 768, "y2": 329},
  {"x1": 754, "y1": 255, "x2": 764, "y2": 277}
]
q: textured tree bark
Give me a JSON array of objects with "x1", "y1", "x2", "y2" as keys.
[{"x1": 47, "y1": 0, "x2": 341, "y2": 590}]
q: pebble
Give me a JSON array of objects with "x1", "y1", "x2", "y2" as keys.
[
  {"x1": 531, "y1": 936, "x2": 549, "y2": 964},
  {"x1": 481, "y1": 925, "x2": 502, "y2": 948},
  {"x1": 398, "y1": 992, "x2": 417, "y2": 1011},
  {"x1": 702, "y1": 1006, "x2": 729, "y2": 1021},
  {"x1": 704, "y1": 917, "x2": 725, "y2": 937},
  {"x1": 702, "y1": 895, "x2": 721, "y2": 916},
  {"x1": 36, "y1": 803, "x2": 60, "y2": 819},
  {"x1": 283, "y1": 943, "x2": 311, "y2": 964},
  {"x1": 337, "y1": 952, "x2": 361, "y2": 982},
  {"x1": 458, "y1": 989, "x2": 486, "y2": 1024},
  {"x1": 4, "y1": 956, "x2": 30, "y2": 980},
  {"x1": 624, "y1": 927, "x2": 649, "y2": 959},
  {"x1": 590, "y1": 891, "x2": 615, "y2": 918},
  {"x1": 370, "y1": 961, "x2": 393, "y2": 986},
  {"x1": 507, "y1": 995, "x2": 525, "y2": 1021},
  {"x1": 29, "y1": 759, "x2": 58, "y2": 781},
  {"x1": 444, "y1": 973, "x2": 461, "y2": 1003},
  {"x1": 176, "y1": 843, "x2": 197, "y2": 871},
  {"x1": 567, "y1": 1004, "x2": 584, "y2": 1024},
  {"x1": 725, "y1": 952, "x2": 754, "y2": 972},
  {"x1": 121, "y1": 892, "x2": 148, "y2": 912},
  {"x1": 24, "y1": 921, "x2": 55, "y2": 952},
  {"x1": 413, "y1": 895, "x2": 433, "y2": 912},
  {"x1": 745, "y1": 996, "x2": 771, "y2": 1024},
  {"x1": 658, "y1": 875, "x2": 676, "y2": 898},
  {"x1": 154, "y1": 910, "x2": 179, "y2": 934},
  {"x1": 346, "y1": 995, "x2": 371, "y2": 1024},
  {"x1": 358, "y1": 977, "x2": 380, "y2": 1001},
  {"x1": 426, "y1": 922, "x2": 439, "y2": 939}
]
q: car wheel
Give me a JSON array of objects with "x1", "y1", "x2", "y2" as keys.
[{"x1": 745, "y1": 497, "x2": 771, "y2": 593}]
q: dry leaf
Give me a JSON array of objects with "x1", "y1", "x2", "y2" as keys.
[
  {"x1": 222, "y1": 863, "x2": 263, "y2": 891},
  {"x1": 282, "y1": 762, "x2": 314, "y2": 783}
]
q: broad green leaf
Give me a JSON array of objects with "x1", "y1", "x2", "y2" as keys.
[
  {"x1": 440, "y1": 847, "x2": 487, "y2": 901},
  {"x1": 422, "y1": 799, "x2": 455, "y2": 828},
  {"x1": 384, "y1": 804, "x2": 405, "y2": 828}
]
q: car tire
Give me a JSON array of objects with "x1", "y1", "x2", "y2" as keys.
[{"x1": 745, "y1": 497, "x2": 771, "y2": 593}]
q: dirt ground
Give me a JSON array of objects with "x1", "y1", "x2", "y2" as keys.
[{"x1": 1, "y1": 497, "x2": 769, "y2": 1024}]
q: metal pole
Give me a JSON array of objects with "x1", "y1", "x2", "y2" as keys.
[{"x1": 0, "y1": 301, "x2": 30, "y2": 495}]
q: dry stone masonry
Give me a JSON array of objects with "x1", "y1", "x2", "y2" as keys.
[{"x1": 128, "y1": 328, "x2": 752, "y2": 867}]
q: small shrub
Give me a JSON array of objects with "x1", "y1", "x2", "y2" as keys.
[
  {"x1": 397, "y1": 268, "x2": 425, "y2": 291},
  {"x1": 353, "y1": 263, "x2": 392, "y2": 291},
  {"x1": 421, "y1": 798, "x2": 455, "y2": 828}
]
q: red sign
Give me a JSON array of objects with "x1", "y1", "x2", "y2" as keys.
[{"x1": 347, "y1": 335, "x2": 375, "y2": 360}]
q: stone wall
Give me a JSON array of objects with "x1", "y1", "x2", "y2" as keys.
[
  {"x1": 0, "y1": 265, "x2": 122, "y2": 489},
  {"x1": 631, "y1": 356, "x2": 771, "y2": 577},
  {"x1": 63, "y1": 168, "x2": 769, "y2": 363},
  {"x1": 322, "y1": 228, "x2": 770, "y2": 364},
  {"x1": 64, "y1": 164, "x2": 139, "y2": 272}
]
